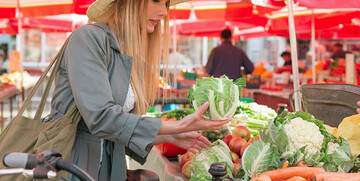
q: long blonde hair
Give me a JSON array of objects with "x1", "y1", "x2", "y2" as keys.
[{"x1": 105, "y1": 0, "x2": 169, "y2": 115}]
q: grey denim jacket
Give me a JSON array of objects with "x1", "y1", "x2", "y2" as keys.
[{"x1": 48, "y1": 22, "x2": 162, "y2": 180}]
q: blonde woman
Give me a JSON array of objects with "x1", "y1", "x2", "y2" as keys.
[{"x1": 46, "y1": 0, "x2": 231, "y2": 180}]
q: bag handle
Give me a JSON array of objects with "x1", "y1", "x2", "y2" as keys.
[
  {"x1": 33, "y1": 41, "x2": 71, "y2": 120},
  {"x1": 18, "y1": 35, "x2": 72, "y2": 116},
  {"x1": 289, "y1": 90, "x2": 304, "y2": 112}
]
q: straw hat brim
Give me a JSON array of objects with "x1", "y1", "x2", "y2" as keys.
[{"x1": 87, "y1": 0, "x2": 192, "y2": 22}]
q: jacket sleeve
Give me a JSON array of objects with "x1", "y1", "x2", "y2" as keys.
[
  {"x1": 241, "y1": 51, "x2": 254, "y2": 74},
  {"x1": 64, "y1": 25, "x2": 161, "y2": 159},
  {"x1": 205, "y1": 49, "x2": 217, "y2": 75}
]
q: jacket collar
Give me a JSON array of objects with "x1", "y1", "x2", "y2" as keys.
[
  {"x1": 93, "y1": 22, "x2": 122, "y2": 53},
  {"x1": 222, "y1": 40, "x2": 232, "y2": 45}
]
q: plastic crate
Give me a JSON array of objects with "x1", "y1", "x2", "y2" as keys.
[
  {"x1": 239, "y1": 97, "x2": 254, "y2": 103},
  {"x1": 184, "y1": 72, "x2": 197, "y2": 80}
]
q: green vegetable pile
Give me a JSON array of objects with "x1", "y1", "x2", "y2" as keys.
[
  {"x1": 241, "y1": 111, "x2": 356, "y2": 180},
  {"x1": 146, "y1": 109, "x2": 195, "y2": 120},
  {"x1": 159, "y1": 109, "x2": 195, "y2": 120},
  {"x1": 187, "y1": 75, "x2": 246, "y2": 120},
  {"x1": 199, "y1": 126, "x2": 230, "y2": 143}
]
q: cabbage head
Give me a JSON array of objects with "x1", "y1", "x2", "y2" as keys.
[{"x1": 187, "y1": 75, "x2": 246, "y2": 120}]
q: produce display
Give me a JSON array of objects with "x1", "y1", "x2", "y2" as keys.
[
  {"x1": 180, "y1": 124, "x2": 257, "y2": 180},
  {"x1": 241, "y1": 111, "x2": 359, "y2": 180},
  {"x1": 187, "y1": 75, "x2": 246, "y2": 120},
  {"x1": 0, "y1": 71, "x2": 33, "y2": 88},
  {"x1": 176, "y1": 111, "x2": 360, "y2": 181},
  {"x1": 149, "y1": 75, "x2": 360, "y2": 180}
]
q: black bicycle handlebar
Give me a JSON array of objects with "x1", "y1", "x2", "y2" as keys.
[
  {"x1": 2, "y1": 150, "x2": 95, "y2": 181},
  {"x1": 56, "y1": 159, "x2": 95, "y2": 181}
]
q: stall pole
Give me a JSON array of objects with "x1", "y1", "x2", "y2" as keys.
[
  {"x1": 172, "y1": 6, "x2": 178, "y2": 89},
  {"x1": 17, "y1": 0, "x2": 25, "y2": 106},
  {"x1": 311, "y1": 10, "x2": 316, "y2": 84},
  {"x1": 287, "y1": 0, "x2": 302, "y2": 111}
]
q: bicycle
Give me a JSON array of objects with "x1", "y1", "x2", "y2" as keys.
[{"x1": 1, "y1": 150, "x2": 95, "y2": 181}]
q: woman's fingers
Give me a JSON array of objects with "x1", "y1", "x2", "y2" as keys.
[
  {"x1": 199, "y1": 135, "x2": 212, "y2": 146},
  {"x1": 188, "y1": 148, "x2": 197, "y2": 154},
  {"x1": 192, "y1": 145, "x2": 203, "y2": 151},
  {"x1": 357, "y1": 101, "x2": 360, "y2": 113},
  {"x1": 205, "y1": 118, "x2": 232, "y2": 130},
  {"x1": 194, "y1": 102, "x2": 210, "y2": 117}
]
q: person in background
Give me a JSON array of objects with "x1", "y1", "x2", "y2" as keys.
[
  {"x1": 278, "y1": 51, "x2": 306, "y2": 73},
  {"x1": 331, "y1": 43, "x2": 348, "y2": 60},
  {"x1": 205, "y1": 29, "x2": 254, "y2": 80},
  {"x1": 280, "y1": 51, "x2": 292, "y2": 67},
  {"x1": 42, "y1": 0, "x2": 231, "y2": 180},
  {"x1": 304, "y1": 51, "x2": 314, "y2": 69},
  {"x1": 0, "y1": 50, "x2": 9, "y2": 74}
]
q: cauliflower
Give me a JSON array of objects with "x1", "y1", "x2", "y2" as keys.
[
  {"x1": 284, "y1": 117, "x2": 324, "y2": 157},
  {"x1": 327, "y1": 142, "x2": 340, "y2": 154}
]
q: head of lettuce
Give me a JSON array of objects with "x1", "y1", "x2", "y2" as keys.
[{"x1": 187, "y1": 75, "x2": 246, "y2": 120}]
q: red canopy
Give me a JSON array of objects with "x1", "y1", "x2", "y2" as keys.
[
  {"x1": 295, "y1": 0, "x2": 360, "y2": 9},
  {"x1": 0, "y1": 18, "x2": 81, "y2": 35},
  {"x1": 0, "y1": 0, "x2": 87, "y2": 18},
  {"x1": 172, "y1": 20, "x2": 261, "y2": 37},
  {"x1": 174, "y1": 1, "x2": 280, "y2": 21},
  {"x1": 0, "y1": 0, "x2": 93, "y2": 18},
  {"x1": 269, "y1": 11, "x2": 360, "y2": 33}
]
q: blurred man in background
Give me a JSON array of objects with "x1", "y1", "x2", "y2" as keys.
[
  {"x1": 205, "y1": 29, "x2": 254, "y2": 80},
  {"x1": 331, "y1": 43, "x2": 348, "y2": 60},
  {"x1": 0, "y1": 50, "x2": 9, "y2": 75},
  {"x1": 277, "y1": 51, "x2": 306, "y2": 73}
]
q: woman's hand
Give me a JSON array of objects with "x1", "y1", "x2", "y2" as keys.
[
  {"x1": 168, "y1": 132, "x2": 211, "y2": 154},
  {"x1": 179, "y1": 102, "x2": 231, "y2": 133},
  {"x1": 357, "y1": 101, "x2": 360, "y2": 114},
  {"x1": 158, "y1": 102, "x2": 231, "y2": 135}
]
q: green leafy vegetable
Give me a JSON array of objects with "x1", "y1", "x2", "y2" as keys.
[
  {"x1": 241, "y1": 141, "x2": 282, "y2": 178},
  {"x1": 187, "y1": 75, "x2": 246, "y2": 120},
  {"x1": 189, "y1": 140, "x2": 234, "y2": 181},
  {"x1": 159, "y1": 109, "x2": 195, "y2": 120}
]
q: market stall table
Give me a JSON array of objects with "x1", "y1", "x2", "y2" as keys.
[
  {"x1": 247, "y1": 87, "x2": 294, "y2": 112},
  {"x1": 0, "y1": 83, "x2": 34, "y2": 129},
  {"x1": 128, "y1": 147, "x2": 187, "y2": 181}
]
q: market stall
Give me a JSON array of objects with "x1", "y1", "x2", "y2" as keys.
[{"x1": 0, "y1": 71, "x2": 34, "y2": 129}]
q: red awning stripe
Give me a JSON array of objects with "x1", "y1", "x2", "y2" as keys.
[{"x1": 0, "y1": 0, "x2": 73, "y2": 7}]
